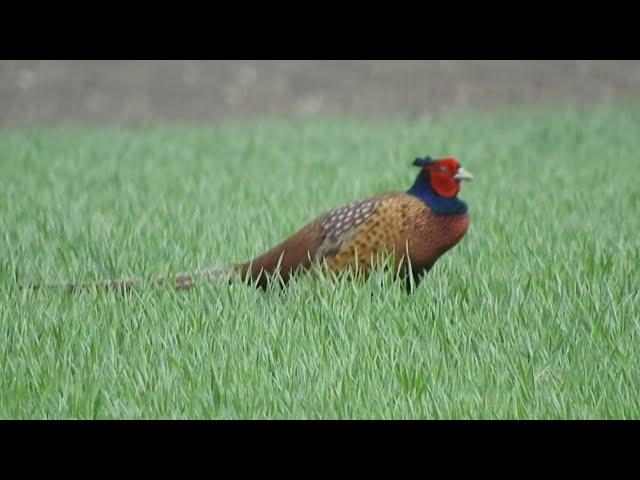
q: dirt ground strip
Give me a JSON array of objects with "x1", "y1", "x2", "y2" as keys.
[{"x1": 1, "y1": 61, "x2": 639, "y2": 127}]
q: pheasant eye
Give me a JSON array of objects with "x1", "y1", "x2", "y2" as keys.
[{"x1": 437, "y1": 166, "x2": 447, "y2": 173}]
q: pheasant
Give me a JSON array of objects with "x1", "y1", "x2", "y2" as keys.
[
  {"x1": 231, "y1": 155, "x2": 472, "y2": 290},
  {"x1": 25, "y1": 156, "x2": 472, "y2": 293}
]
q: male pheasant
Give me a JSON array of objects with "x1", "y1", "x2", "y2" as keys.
[
  {"x1": 26, "y1": 156, "x2": 472, "y2": 293},
  {"x1": 230, "y1": 155, "x2": 472, "y2": 290}
]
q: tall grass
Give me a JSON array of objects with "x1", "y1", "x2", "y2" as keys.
[{"x1": 1, "y1": 106, "x2": 639, "y2": 418}]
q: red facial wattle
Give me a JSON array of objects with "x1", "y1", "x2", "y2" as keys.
[{"x1": 427, "y1": 157, "x2": 462, "y2": 198}]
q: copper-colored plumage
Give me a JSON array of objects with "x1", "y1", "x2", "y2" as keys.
[{"x1": 236, "y1": 192, "x2": 469, "y2": 290}]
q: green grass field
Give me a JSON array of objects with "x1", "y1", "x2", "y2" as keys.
[{"x1": 1, "y1": 106, "x2": 639, "y2": 419}]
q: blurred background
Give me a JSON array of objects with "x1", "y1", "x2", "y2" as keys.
[{"x1": 1, "y1": 60, "x2": 639, "y2": 127}]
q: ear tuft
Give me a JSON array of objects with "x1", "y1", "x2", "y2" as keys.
[{"x1": 412, "y1": 156, "x2": 434, "y2": 167}]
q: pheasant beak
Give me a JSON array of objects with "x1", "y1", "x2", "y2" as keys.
[{"x1": 454, "y1": 167, "x2": 473, "y2": 181}]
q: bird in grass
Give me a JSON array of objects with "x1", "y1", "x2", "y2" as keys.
[{"x1": 26, "y1": 156, "x2": 472, "y2": 293}]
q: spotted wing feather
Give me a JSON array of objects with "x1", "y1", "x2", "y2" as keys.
[{"x1": 315, "y1": 195, "x2": 387, "y2": 260}]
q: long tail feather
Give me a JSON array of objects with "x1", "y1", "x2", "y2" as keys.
[{"x1": 18, "y1": 266, "x2": 235, "y2": 294}]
